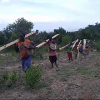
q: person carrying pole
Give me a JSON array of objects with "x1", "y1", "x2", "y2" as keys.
[
  {"x1": 67, "y1": 43, "x2": 73, "y2": 62},
  {"x1": 73, "y1": 42, "x2": 79, "y2": 59},
  {"x1": 44, "y1": 36, "x2": 58, "y2": 68},
  {"x1": 85, "y1": 41, "x2": 90, "y2": 55},
  {"x1": 14, "y1": 33, "x2": 35, "y2": 72}
]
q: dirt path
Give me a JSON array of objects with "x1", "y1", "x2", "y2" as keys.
[{"x1": 0, "y1": 51, "x2": 100, "y2": 99}]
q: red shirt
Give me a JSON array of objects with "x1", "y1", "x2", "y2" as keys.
[
  {"x1": 44, "y1": 40, "x2": 57, "y2": 56},
  {"x1": 74, "y1": 45, "x2": 78, "y2": 50}
]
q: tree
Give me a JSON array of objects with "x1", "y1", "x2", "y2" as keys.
[
  {"x1": 13, "y1": 18, "x2": 33, "y2": 34},
  {"x1": 3, "y1": 18, "x2": 34, "y2": 43},
  {"x1": 0, "y1": 31, "x2": 6, "y2": 45},
  {"x1": 61, "y1": 35, "x2": 71, "y2": 46},
  {"x1": 54, "y1": 27, "x2": 66, "y2": 35}
]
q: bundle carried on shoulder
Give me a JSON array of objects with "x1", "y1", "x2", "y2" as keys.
[{"x1": 26, "y1": 41, "x2": 35, "y2": 55}]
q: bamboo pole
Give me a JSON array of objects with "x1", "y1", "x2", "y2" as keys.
[
  {"x1": 59, "y1": 43, "x2": 70, "y2": 50},
  {"x1": 83, "y1": 39, "x2": 86, "y2": 50},
  {"x1": 72, "y1": 39, "x2": 79, "y2": 48},
  {"x1": 59, "y1": 39, "x2": 78, "y2": 50},
  {"x1": 77, "y1": 40, "x2": 82, "y2": 59},
  {"x1": 36, "y1": 34, "x2": 59, "y2": 48},
  {"x1": 0, "y1": 31, "x2": 35, "y2": 51}
]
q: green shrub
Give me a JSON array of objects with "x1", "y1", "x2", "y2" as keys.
[
  {"x1": 9, "y1": 71, "x2": 17, "y2": 83},
  {"x1": 95, "y1": 44, "x2": 100, "y2": 51},
  {"x1": 25, "y1": 66, "x2": 42, "y2": 88},
  {"x1": 0, "y1": 71, "x2": 18, "y2": 89},
  {"x1": 11, "y1": 51, "x2": 17, "y2": 56},
  {"x1": 2, "y1": 71, "x2": 9, "y2": 82},
  {"x1": 32, "y1": 60, "x2": 34, "y2": 64},
  {"x1": 0, "y1": 71, "x2": 9, "y2": 89}
]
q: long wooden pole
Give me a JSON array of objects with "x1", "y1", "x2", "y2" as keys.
[
  {"x1": 83, "y1": 39, "x2": 86, "y2": 50},
  {"x1": 0, "y1": 32, "x2": 35, "y2": 51},
  {"x1": 77, "y1": 40, "x2": 82, "y2": 49},
  {"x1": 77, "y1": 40, "x2": 82, "y2": 59},
  {"x1": 59, "y1": 39, "x2": 78, "y2": 50},
  {"x1": 36, "y1": 34, "x2": 59, "y2": 48},
  {"x1": 59, "y1": 43, "x2": 70, "y2": 50},
  {"x1": 72, "y1": 39, "x2": 79, "y2": 48}
]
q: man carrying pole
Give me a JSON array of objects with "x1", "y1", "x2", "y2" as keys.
[
  {"x1": 44, "y1": 37, "x2": 58, "y2": 68},
  {"x1": 85, "y1": 41, "x2": 90, "y2": 55},
  {"x1": 73, "y1": 41, "x2": 79, "y2": 59},
  {"x1": 67, "y1": 43, "x2": 73, "y2": 62},
  {"x1": 14, "y1": 33, "x2": 35, "y2": 72},
  {"x1": 36, "y1": 34, "x2": 59, "y2": 69}
]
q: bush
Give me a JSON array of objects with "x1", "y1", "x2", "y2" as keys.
[
  {"x1": 95, "y1": 44, "x2": 100, "y2": 51},
  {"x1": 9, "y1": 71, "x2": 17, "y2": 83},
  {"x1": 32, "y1": 60, "x2": 34, "y2": 64},
  {"x1": 11, "y1": 51, "x2": 18, "y2": 56},
  {"x1": 2, "y1": 71, "x2": 9, "y2": 82},
  {"x1": 25, "y1": 66, "x2": 42, "y2": 88},
  {"x1": 0, "y1": 71, "x2": 17, "y2": 89},
  {"x1": 0, "y1": 72, "x2": 9, "y2": 89}
]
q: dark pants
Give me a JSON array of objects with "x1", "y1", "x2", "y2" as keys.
[
  {"x1": 49, "y1": 55, "x2": 57, "y2": 63},
  {"x1": 21, "y1": 55, "x2": 32, "y2": 72}
]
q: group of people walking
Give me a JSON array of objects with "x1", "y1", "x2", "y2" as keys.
[
  {"x1": 67, "y1": 41, "x2": 90, "y2": 62},
  {"x1": 14, "y1": 34, "x2": 90, "y2": 72}
]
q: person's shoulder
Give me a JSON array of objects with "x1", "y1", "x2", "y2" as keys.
[
  {"x1": 45, "y1": 40, "x2": 49, "y2": 45},
  {"x1": 25, "y1": 39, "x2": 30, "y2": 43},
  {"x1": 16, "y1": 41, "x2": 21, "y2": 45}
]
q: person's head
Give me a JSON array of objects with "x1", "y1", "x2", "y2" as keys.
[
  {"x1": 19, "y1": 34, "x2": 25, "y2": 42},
  {"x1": 48, "y1": 37, "x2": 52, "y2": 41},
  {"x1": 75, "y1": 42, "x2": 79, "y2": 45},
  {"x1": 52, "y1": 40, "x2": 55, "y2": 44}
]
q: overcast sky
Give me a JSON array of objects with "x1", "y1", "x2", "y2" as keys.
[{"x1": 0, "y1": 0, "x2": 100, "y2": 32}]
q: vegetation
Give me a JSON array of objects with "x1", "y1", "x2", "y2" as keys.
[
  {"x1": 25, "y1": 66, "x2": 42, "y2": 88},
  {"x1": 0, "y1": 17, "x2": 100, "y2": 53},
  {"x1": 0, "y1": 71, "x2": 17, "y2": 90},
  {"x1": 0, "y1": 18, "x2": 99, "y2": 99}
]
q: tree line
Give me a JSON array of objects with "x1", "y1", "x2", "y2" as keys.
[{"x1": 0, "y1": 18, "x2": 99, "y2": 48}]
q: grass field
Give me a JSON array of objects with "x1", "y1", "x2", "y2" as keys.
[{"x1": 0, "y1": 51, "x2": 100, "y2": 99}]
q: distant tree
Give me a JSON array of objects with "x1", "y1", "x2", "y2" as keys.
[
  {"x1": 61, "y1": 35, "x2": 71, "y2": 46},
  {"x1": 0, "y1": 31, "x2": 5, "y2": 45},
  {"x1": 54, "y1": 27, "x2": 66, "y2": 35},
  {"x1": 3, "y1": 17, "x2": 34, "y2": 43}
]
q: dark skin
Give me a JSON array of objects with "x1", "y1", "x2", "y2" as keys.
[
  {"x1": 19, "y1": 34, "x2": 35, "y2": 49},
  {"x1": 51, "y1": 61, "x2": 58, "y2": 68},
  {"x1": 14, "y1": 34, "x2": 25, "y2": 52}
]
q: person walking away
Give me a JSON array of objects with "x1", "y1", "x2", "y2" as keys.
[
  {"x1": 44, "y1": 37, "x2": 58, "y2": 68},
  {"x1": 79, "y1": 43, "x2": 86, "y2": 59},
  {"x1": 73, "y1": 42, "x2": 78, "y2": 59},
  {"x1": 67, "y1": 43, "x2": 73, "y2": 62},
  {"x1": 85, "y1": 41, "x2": 90, "y2": 55},
  {"x1": 14, "y1": 34, "x2": 35, "y2": 72},
  {"x1": 79, "y1": 43, "x2": 83, "y2": 54}
]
